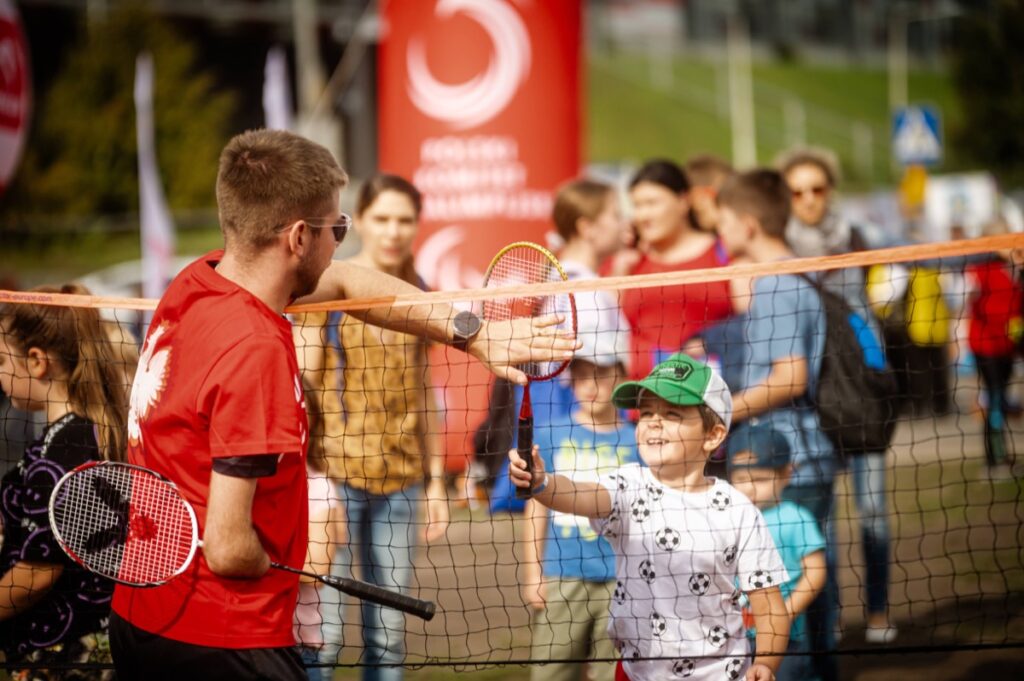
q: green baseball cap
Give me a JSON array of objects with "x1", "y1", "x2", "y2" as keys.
[{"x1": 612, "y1": 353, "x2": 732, "y2": 430}]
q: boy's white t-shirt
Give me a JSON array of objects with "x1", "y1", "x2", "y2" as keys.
[{"x1": 591, "y1": 463, "x2": 787, "y2": 681}]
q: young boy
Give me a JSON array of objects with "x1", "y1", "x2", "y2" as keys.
[
  {"x1": 727, "y1": 424, "x2": 827, "y2": 681},
  {"x1": 510, "y1": 353, "x2": 790, "y2": 681},
  {"x1": 715, "y1": 169, "x2": 838, "y2": 680},
  {"x1": 522, "y1": 332, "x2": 639, "y2": 681}
]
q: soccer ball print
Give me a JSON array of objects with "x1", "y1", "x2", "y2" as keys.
[
  {"x1": 723, "y1": 544, "x2": 738, "y2": 566},
  {"x1": 706, "y1": 624, "x2": 729, "y2": 648},
  {"x1": 671, "y1": 658, "x2": 696, "y2": 677},
  {"x1": 725, "y1": 657, "x2": 744, "y2": 680},
  {"x1": 655, "y1": 526, "x2": 682, "y2": 551},
  {"x1": 617, "y1": 641, "x2": 641, "y2": 660},
  {"x1": 613, "y1": 580, "x2": 627, "y2": 605},
  {"x1": 638, "y1": 559, "x2": 656, "y2": 584},
  {"x1": 650, "y1": 611, "x2": 667, "y2": 638},
  {"x1": 748, "y1": 569, "x2": 774, "y2": 590},
  {"x1": 710, "y1": 489, "x2": 731, "y2": 511},
  {"x1": 602, "y1": 504, "x2": 620, "y2": 538},
  {"x1": 687, "y1": 572, "x2": 711, "y2": 596},
  {"x1": 645, "y1": 483, "x2": 664, "y2": 501},
  {"x1": 631, "y1": 497, "x2": 651, "y2": 522}
]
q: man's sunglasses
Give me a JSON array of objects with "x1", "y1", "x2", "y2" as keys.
[
  {"x1": 276, "y1": 214, "x2": 352, "y2": 243},
  {"x1": 790, "y1": 185, "x2": 828, "y2": 199}
]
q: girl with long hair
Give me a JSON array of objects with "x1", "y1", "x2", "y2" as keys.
[{"x1": 0, "y1": 284, "x2": 128, "y2": 678}]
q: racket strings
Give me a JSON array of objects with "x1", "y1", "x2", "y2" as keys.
[
  {"x1": 52, "y1": 465, "x2": 196, "y2": 585},
  {"x1": 482, "y1": 245, "x2": 576, "y2": 380}
]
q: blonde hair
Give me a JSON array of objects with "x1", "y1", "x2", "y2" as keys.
[
  {"x1": 216, "y1": 129, "x2": 349, "y2": 252},
  {"x1": 684, "y1": 154, "x2": 734, "y2": 188},
  {"x1": 552, "y1": 178, "x2": 614, "y2": 241},
  {"x1": 0, "y1": 284, "x2": 129, "y2": 461}
]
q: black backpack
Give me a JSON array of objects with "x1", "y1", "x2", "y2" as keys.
[{"x1": 800, "y1": 273, "x2": 898, "y2": 455}]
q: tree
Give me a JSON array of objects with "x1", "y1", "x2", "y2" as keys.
[
  {"x1": 1, "y1": 6, "x2": 235, "y2": 230},
  {"x1": 949, "y1": 0, "x2": 1024, "y2": 189}
]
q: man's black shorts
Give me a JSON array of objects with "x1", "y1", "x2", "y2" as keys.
[{"x1": 109, "y1": 611, "x2": 307, "y2": 681}]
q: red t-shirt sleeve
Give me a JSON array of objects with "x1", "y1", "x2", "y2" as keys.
[{"x1": 198, "y1": 335, "x2": 305, "y2": 459}]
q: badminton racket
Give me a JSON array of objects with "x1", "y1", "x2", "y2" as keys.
[
  {"x1": 48, "y1": 461, "x2": 436, "y2": 620},
  {"x1": 481, "y1": 242, "x2": 577, "y2": 499}
]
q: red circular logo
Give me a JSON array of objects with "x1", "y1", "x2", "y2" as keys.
[{"x1": 0, "y1": 0, "x2": 31, "y2": 192}]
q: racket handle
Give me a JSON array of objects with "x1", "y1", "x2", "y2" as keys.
[
  {"x1": 515, "y1": 415, "x2": 534, "y2": 500},
  {"x1": 272, "y1": 563, "x2": 436, "y2": 621}
]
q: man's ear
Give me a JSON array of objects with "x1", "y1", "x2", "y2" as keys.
[
  {"x1": 285, "y1": 220, "x2": 312, "y2": 256},
  {"x1": 26, "y1": 347, "x2": 51, "y2": 380}
]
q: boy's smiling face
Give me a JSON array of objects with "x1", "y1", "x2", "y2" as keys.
[{"x1": 636, "y1": 393, "x2": 726, "y2": 476}]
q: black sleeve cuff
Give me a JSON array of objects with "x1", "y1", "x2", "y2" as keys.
[{"x1": 212, "y1": 454, "x2": 279, "y2": 478}]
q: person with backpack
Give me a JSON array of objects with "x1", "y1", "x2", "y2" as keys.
[
  {"x1": 714, "y1": 168, "x2": 839, "y2": 679},
  {"x1": 778, "y1": 147, "x2": 899, "y2": 651}
]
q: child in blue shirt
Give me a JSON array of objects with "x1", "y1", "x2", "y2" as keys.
[
  {"x1": 521, "y1": 331, "x2": 638, "y2": 681},
  {"x1": 727, "y1": 423, "x2": 827, "y2": 681}
]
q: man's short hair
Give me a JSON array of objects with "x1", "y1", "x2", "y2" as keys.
[
  {"x1": 552, "y1": 178, "x2": 613, "y2": 242},
  {"x1": 774, "y1": 146, "x2": 841, "y2": 188},
  {"x1": 216, "y1": 129, "x2": 348, "y2": 250},
  {"x1": 684, "y1": 154, "x2": 734, "y2": 188},
  {"x1": 717, "y1": 169, "x2": 792, "y2": 239}
]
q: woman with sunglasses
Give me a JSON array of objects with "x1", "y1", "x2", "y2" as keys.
[
  {"x1": 777, "y1": 147, "x2": 898, "y2": 664},
  {"x1": 295, "y1": 174, "x2": 446, "y2": 681}
]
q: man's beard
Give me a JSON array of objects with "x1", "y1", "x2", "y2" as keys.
[{"x1": 293, "y1": 250, "x2": 323, "y2": 299}]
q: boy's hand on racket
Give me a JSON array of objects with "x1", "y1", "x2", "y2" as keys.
[
  {"x1": 472, "y1": 315, "x2": 579, "y2": 385},
  {"x1": 508, "y1": 444, "x2": 545, "y2": 490}
]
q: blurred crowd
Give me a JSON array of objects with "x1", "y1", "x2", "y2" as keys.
[{"x1": 2, "y1": 141, "x2": 1022, "y2": 681}]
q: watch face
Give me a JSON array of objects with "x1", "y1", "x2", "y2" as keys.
[{"x1": 455, "y1": 310, "x2": 482, "y2": 337}]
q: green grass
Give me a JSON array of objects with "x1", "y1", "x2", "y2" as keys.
[
  {"x1": 5, "y1": 225, "x2": 224, "y2": 285},
  {"x1": 5, "y1": 53, "x2": 962, "y2": 281},
  {"x1": 588, "y1": 52, "x2": 960, "y2": 188}
]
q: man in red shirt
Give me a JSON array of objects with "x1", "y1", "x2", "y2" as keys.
[{"x1": 109, "y1": 129, "x2": 578, "y2": 680}]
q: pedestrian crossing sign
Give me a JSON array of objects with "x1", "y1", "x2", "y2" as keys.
[{"x1": 892, "y1": 106, "x2": 942, "y2": 166}]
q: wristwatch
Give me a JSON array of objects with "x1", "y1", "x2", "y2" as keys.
[{"x1": 451, "y1": 310, "x2": 482, "y2": 353}]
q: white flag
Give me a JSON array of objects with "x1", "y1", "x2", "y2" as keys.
[
  {"x1": 263, "y1": 46, "x2": 294, "y2": 131},
  {"x1": 134, "y1": 52, "x2": 175, "y2": 300}
]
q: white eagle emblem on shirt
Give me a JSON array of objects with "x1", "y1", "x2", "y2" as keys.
[{"x1": 128, "y1": 324, "x2": 171, "y2": 446}]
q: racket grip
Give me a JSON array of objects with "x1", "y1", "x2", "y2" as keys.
[
  {"x1": 322, "y1": 575, "x2": 437, "y2": 621},
  {"x1": 271, "y1": 563, "x2": 436, "y2": 621},
  {"x1": 515, "y1": 415, "x2": 534, "y2": 500}
]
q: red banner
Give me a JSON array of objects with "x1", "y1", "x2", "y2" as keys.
[
  {"x1": 0, "y1": 0, "x2": 31, "y2": 194},
  {"x1": 379, "y1": 0, "x2": 582, "y2": 473}
]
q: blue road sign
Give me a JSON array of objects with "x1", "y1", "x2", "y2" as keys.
[{"x1": 892, "y1": 105, "x2": 942, "y2": 166}]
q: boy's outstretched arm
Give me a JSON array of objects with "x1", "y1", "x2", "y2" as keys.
[
  {"x1": 508, "y1": 445, "x2": 613, "y2": 518},
  {"x1": 746, "y1": 585, "x2": 790, "y2": 680}
]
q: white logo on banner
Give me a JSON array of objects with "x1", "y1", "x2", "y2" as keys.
[
  {"x1": 406, "y1": 0, "x2": 531, "y2": 129},
  {"x1": 414, "y1": 224, "x2": 484, "y2": 294}
]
